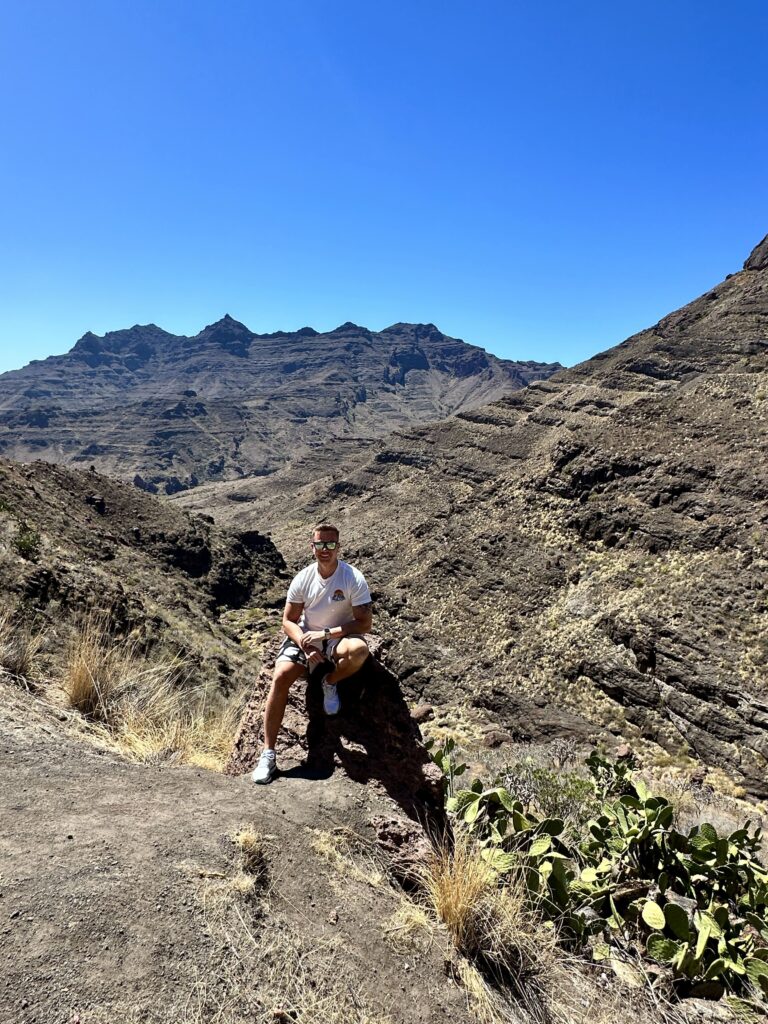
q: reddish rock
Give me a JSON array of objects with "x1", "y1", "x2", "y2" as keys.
[
  {"x1": 226, "y1": 635, "x2": 445, "y2": 820},
  {"x1": 371, "y1": 815, "x2": 434, "y2": 889}
]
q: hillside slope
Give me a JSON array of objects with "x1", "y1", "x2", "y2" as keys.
[
  {"x1": 0, "y1": 456, "x2": 284, "y2": 694},
  {"x1": 177, "y1": 236, "x2": 768, "y2": 795},
  {"x1": 0, "y1": 318, "x2": 559, "y2": 493}
]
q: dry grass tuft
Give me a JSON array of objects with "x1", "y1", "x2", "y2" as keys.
[
  {"x1": 62, "y1": 614, "x2": 241, "y2": 770},
  {"x1": 63, "y1": 614, "x2": 124, "y2": 718},
  {"x1": 455, "y1": 957, "x2": 519, "y2": 1024},
  {"x1": 423, "y1": 830, "x2": 555, "y2": 1023},
  {"x1": 383, "y1": 900, "x2": 434, "y2": 955},
  {"x1": 183, "y1": 826, "x2": 270, "y2": 931},
  {"x1": 0, "y1": 607, "x2": 43, "y2": 683},
  {"x1": 310, "y1": 827, "x2": 385, "y2": 888},
  {"x1": 232, "y1": 825, "x2": 268, "y2": 884},
  {"x1": 422, "y1": 830, "x2": 497, "y2": 957}
]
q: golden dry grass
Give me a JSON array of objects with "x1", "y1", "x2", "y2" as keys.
[
  {"x1": 184, "y1": 827, "x2": 271, "y2": 931},
  {"x1": 382, "y1": 901, "x2": 434, "y2": 955},
  {"x1": 232, "y1": 825, "x2": 268, "y2": 883},
  {"x1": 455, "y1": 958, "x2": 520, "y2": 1024},
  {"x1": 0, "y1": 606, "x2": 43, "y2": 682},
  {"x1": 421, "y1": 830, "x2": 554, "y2": 1021},
  {"x1": 421, "y1": 829, "x2": 498, "y2": 957},
  {"x1": 310, "y1": 827, "x2": 386, "y2": 888},
  {"x1": 62, "y1": 615, "x2": 242, "y2": 770}
]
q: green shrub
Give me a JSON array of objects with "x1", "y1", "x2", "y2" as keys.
[
  {"x1": 443, "y1": 750, "x2": 768, "y2": 1005},
  {"x1": 13, "y1": 526, "x2": 41, "y2": 561},
  {"x1": 425, "y1": 737, "x2": 468, "y2": 798},
  {"x1": 494, "y1": 758, "x2": 598, "y2": 834}
]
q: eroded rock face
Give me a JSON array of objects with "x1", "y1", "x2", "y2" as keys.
[
  {"x1": 197, "y1": 236, "x2": 768, "y2": 795},
  {"x1": 370, "y1": 814, "x2": 435, "y2": 888},
  {"x1": 0, "y1": 317, "x2": 560, "y2": 492}
]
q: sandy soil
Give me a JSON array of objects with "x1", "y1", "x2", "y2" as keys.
[{"x1": 0, "y1": 682, "x2": 471, "y2": 1024}]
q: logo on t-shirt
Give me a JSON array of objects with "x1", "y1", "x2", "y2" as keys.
[{"x1": 331, "y1": 589, "x2": 345, "y2": 602}]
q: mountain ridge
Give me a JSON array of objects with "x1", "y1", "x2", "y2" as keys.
[{"x1": 0, "y1": 318, "x2": 561, "y2": 493}]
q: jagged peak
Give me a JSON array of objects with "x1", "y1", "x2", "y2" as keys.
[
  {"x1": 744, "y1": 234, "x2": 768, "y2": 271},
  {"x1": 329, "y1": 321, "x2": 370, "y2": 334},
  {"x1": 383, "y1": 322, "x2": 443, "y2": 337},
  {"x1": 72, "y1": 323, "x2": 174, "y2": 352},
  {"x1": 198, "y1": 314, "x2": 252, "y2": 335}
]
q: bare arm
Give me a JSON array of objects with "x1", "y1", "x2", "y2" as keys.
[
  {"x1": 329, "y1": 601, "x2": 372, "y2": 638},
  {"x1": 282, "y1": 601, "x2": 305, "y2": 646},
  {"x1": 349, "y1": 601, "x2": 373, "y2": 636}
]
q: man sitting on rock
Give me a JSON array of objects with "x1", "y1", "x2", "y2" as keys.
[{"x1": 252, "y1": 522, "x2": 372, "y2": 785}]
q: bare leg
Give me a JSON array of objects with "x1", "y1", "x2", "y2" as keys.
[
  {"x1": 264, "y1": 661, "x2": 306, "y2": 749},
  {"x1": 326, "y1": 637, "x2": 369, "y2": 685}
]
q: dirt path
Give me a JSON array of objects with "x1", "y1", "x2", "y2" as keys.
[{"x1": 0, "y1": 684, "x2": 471, "y2": 1024}]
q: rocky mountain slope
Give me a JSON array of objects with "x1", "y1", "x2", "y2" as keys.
[
  {"x1": 0, "y1": 318, "x2": 559, "y2": 494},
  {"x1": 0, "y1": 456, "x2": 285, "y2": 692},
  {"x1": 176, "y1": 236, "x2": 768, "y2": 796}
]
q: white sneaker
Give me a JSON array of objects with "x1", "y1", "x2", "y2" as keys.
[
  {"x1": 322, "y1": 681, "x2": 340, "y2": 716},
  {"x1": 252, "y1": 749, "x2": 277, "y2": 785}
]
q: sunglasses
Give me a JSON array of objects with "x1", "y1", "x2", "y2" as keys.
[{"x1": 312, "y1": 540, "x2": 338, "y2": 550}]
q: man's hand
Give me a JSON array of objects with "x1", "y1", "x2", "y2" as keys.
[
  {"x1": 301, "y1": 629, "x2": 327, "y2": 648},
  {"x1": 300, "y1": 630, "x2": 326, "y2": 666}
]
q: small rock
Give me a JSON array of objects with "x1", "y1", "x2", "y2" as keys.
[
  {"x1": 328, "y1": 908, "x2": 339, "y2": 925},
  {"x1": 411, "y1": 704, "x2": 434, "y2": 724},
  {"x1": 482, "y1": 730, "x2": 512, "y2": 748},
  {"x1": 85, "y1": 493, "x2": 106, "y2": 514}
]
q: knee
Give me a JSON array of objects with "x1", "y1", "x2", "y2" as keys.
[
  {"x1": 344, "y1": 639, "x2": 369, "y2": 667},
  {"x1": 271, "y1": 665, "x2": 299, "y2": 691}
]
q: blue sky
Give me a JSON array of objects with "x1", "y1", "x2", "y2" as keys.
[{"x1": 0, "y1": 1, "x2": 766, "y2": 375}]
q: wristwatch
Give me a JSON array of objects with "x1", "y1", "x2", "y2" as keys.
[{"x1": 324, "y1": 627, "x2": 331, "y2": 637}]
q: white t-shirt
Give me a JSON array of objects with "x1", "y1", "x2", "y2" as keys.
[{"x1": 286, "y1": 560, "x2": 371, "y2": 632}]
